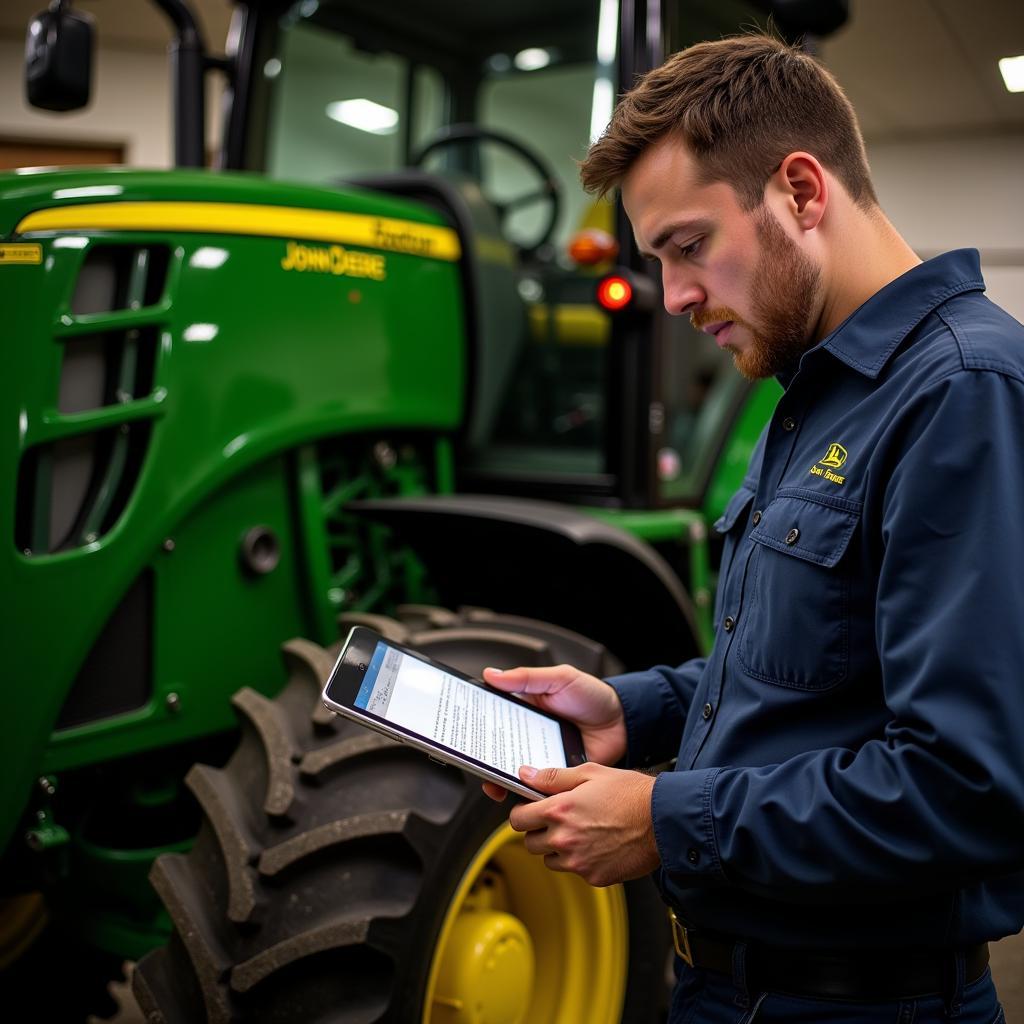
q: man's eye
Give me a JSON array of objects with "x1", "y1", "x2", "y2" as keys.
[{"x1": 680, "y1": 238, "x2": 702, "y2": 258}]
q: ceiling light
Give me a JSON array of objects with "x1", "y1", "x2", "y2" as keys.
[
  {"x1": 998, "y1": 55, "x2": 1024, "y2": 93},
  {"x1": 326, "y1": 99, "x2": 399, "y2": 135},
  {"x1": 514, "y1": 48, "x2": 551, "y2": 72}
]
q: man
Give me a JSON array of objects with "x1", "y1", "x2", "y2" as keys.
[{"x1": 482, "y1": 33, "x2": 1024, "y2": 1023}]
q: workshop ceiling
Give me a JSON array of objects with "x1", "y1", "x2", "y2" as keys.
[{"x1": 820, "y1": 0, "x2": 1024, "y2": 139}]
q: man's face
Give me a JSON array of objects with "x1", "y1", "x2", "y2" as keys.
[{"x1": 621, "y1": 135, "x2": 822, "y2": 379}]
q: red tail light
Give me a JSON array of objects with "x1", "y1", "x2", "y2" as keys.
[{"x1": 596, "y1": 275, "x2": 633, "y2": 311}]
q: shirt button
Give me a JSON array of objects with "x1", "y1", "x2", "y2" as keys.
[
  {"x1": 782, "y1": 416, "x2": 797, "y2": 431},
  {"x1": 723, "y1": 615, "x2": 735, "y2": 632},
  {"x1": 752, "y1": 510, "x2": 762, "y2": 526},
  {"x1": 785, "y1": 528, "x2": 800, "y2": 545},
  {"x1": 702, "y1": 702, "x2": 714, "y2": 720},
  {"x1": 687, "y1": 848, "x2": 700, "y2": 865}
]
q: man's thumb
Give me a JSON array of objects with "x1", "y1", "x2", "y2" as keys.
[{"x1": 520, "y1": 765, "x2": 578, "y2": 792}]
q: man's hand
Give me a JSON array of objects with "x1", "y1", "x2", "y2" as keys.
[
  {"x1": 507, "y1": 763, "x2": 659, "y2": 887},
  {"x1": 482, "y1": 664, "x2": 628, "y2": 767}
]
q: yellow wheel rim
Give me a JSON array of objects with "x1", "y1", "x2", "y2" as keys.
[
  {"x1": 423, "y1": 823, "x2": 629, "y2": 1024},
  {"x1": 0, "y1": 892, "x2": 47, "y2": 970}
]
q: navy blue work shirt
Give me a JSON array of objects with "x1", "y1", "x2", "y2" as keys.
[{"x1": 609, "y1": 249, "x2": 1024, "y2": 950}]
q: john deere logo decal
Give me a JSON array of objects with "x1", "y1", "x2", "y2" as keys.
[
  {"x1": 809, "y1": 443, "x2": 848, "y2": 485},
  {"x1": 280, "y1": 240, "x2": 387, "y2": 280},
  {"x1": 819, "y1": 443, "x2": 847, "y2": 469}
]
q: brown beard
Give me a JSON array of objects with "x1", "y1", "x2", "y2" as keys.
[{"x1": 691, "y1": 207, "x2": 821, "y2": 380}]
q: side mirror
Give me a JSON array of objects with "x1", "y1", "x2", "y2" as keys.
[{"x1": 25, "y1": 1, "x2": 95, "y2": 112}]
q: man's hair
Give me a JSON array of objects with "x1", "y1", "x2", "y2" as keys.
[{"x1": 580, "y1": 34, "x2": 877, "y2": 210}]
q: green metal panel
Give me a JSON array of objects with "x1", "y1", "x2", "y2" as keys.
[
  {"x1": 41, "y1": 455, "x2": 309, "y2": 771},
  {"x1": 703, "y1": 378, "x2": 782, "y2": 522},
  {"x1": 0, "y1": 168, "x2": 466, "y2": 851}
]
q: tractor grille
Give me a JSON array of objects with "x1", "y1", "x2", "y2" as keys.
[
  {"x1": 70, "y1": 243, "x2": 170, "y2": 315},
  {"x1": 57, "y1": 326, "x2": 159, "y2": 414},
  {"x1": 15, "y1": 242, "x2": 169, "y2": 556},
  {"x1": 16, "y1": 422, "x2": 154, "y2": 554}
]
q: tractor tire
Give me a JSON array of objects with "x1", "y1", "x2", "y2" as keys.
[{"x1": 133, "y1": 607, "x2": 671, "y2": 1024}]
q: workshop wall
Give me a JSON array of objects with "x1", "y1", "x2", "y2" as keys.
[
  {"x1": 0, "y1": 36, "x2": 222, "y2": 167},
  {"x1": 868, "y1": 133, "x2": 1024, "y2": 321}
]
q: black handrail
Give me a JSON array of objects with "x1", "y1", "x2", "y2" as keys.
[{"x1": 153, "y1": 0, "x2": 207, "y2": 167}]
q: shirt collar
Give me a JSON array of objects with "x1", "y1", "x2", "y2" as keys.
[{"x1": 803, "y1": 249, "x2": 986, "y2": 381}]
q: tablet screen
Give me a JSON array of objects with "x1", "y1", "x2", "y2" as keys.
[{"x1": 355, "y1": 640, "x2": 568, "y2": 776}]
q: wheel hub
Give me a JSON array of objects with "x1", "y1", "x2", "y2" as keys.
[
  {"x1": 431, "y1": 909, "x2": 534, "y2": 1024},
  {"x1": 0, "y1": 892, "x2": 47, "y2": 969}
]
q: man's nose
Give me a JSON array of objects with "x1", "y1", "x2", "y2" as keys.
[{"x1": 662, "y1": 270, "x2": 704, "y2": 316}]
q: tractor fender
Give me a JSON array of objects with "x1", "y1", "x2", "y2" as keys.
[{"x1": 346, "y1": 494, "x2": 701, "y2": 671}]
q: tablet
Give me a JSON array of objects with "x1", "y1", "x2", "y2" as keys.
[{"x1": 321, "y1": 625, "x2": 588, "y2": 800}]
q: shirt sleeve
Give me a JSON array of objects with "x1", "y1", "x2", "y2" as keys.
[
  {"x1": 606, "y1": 659, "x2": 706, "y2": 769},
  {"x1": 652, "y1": 370, "x2": 1024, "y2": 897}
]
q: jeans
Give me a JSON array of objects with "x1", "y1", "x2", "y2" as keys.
[{"x1": 669, "y1": 959, "x2": 1005, "y2": 1024}]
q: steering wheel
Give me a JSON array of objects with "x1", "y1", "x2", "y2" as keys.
[{"x1": 411, "y1": 124, "x2": 562, "y2": 255}]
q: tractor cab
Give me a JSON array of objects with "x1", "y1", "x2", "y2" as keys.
[{"x1": 236, "y1": 0, "x2": 785, "y2": 512}]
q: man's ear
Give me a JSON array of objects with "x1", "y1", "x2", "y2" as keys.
[{"x1": 772, "y1": 152, "x2": 827, "y2": 231}]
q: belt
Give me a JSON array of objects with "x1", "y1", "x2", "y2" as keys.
[{"x1": 668, "y1": 908, "x2": 990, "y2": 1001}]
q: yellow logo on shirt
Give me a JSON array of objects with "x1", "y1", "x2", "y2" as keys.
[
  {"x1": 820, "y1": 443, "x2": 847, "y2": 468},
  {"x1": 809, "y1": 443, "x2": 848, "y2": 485}
]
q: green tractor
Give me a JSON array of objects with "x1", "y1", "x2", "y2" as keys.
[{"x1": 1, "y1": 0, "x2": 847, "y2": 1020}]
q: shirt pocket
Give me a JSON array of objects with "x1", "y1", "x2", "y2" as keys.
[{"x1": 736, "y1": 489, "x2": 861, "y2": 691}]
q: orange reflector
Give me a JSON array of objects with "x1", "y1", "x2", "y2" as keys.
[
  {"x1": 596, "y1": 275, "x2": 633, "y2": 311},
  {"x1": 568, "y1": 227, "x2": 619, "y2": 266}
]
